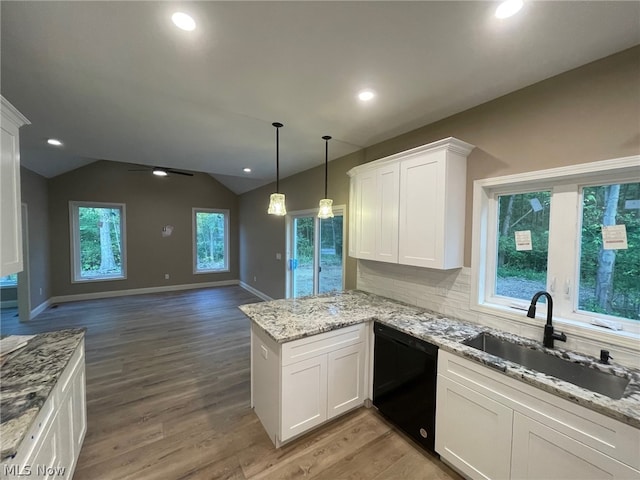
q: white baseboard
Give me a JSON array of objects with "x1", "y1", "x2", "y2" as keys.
[
  {"x1": 50, "y1": 280, "x2": 240, "y2": 304},
  {"x1": 239, "y1": 282, "x2": 273, "y2": 302},
  {"x1": 1, "y1": 300, "x2": 18, "y2": 308},
  {"x1": 31, "y1": 299, "x2": 52, "y2": 320}
]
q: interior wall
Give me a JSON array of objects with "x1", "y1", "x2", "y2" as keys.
[
  {"x1": 48, "y1": 160, "x2": 239, "y2": 297},
  {"x1": 21, "y1": 167, "x2": 50, "y2": 310},
  {"x1": 238, "y1": 45, "x2": 640, "y2": 300}
]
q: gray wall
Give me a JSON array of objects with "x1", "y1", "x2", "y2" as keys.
[
  {"x1": 21, "y1": 167, "x2": 51, "y2": 309},
  {"x1": 239, "y1": 46, "x2": 640, "y2": 300},
  {"x1": 49, "y1": 160, "x2": 239, "y2": 297}
]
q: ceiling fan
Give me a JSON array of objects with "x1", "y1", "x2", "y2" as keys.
[{"x1": 128, "y1": 166, "x2": 194, "y2": 177}]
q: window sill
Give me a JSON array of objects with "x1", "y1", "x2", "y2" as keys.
[
  {"x1": 194, "y1": 269, "x2": 230, "y2": 275},
  {"x1": 72, "y1": 275, "x2": 126, "y2": 284}
]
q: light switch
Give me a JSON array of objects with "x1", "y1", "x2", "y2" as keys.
[{"x1": 276, "y1": 253, "x2": 282, "y2": 260}]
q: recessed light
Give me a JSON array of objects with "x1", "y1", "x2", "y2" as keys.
[
  {"x1": 243, "y1": 168, "x2": 252, "y2": 173},
  {"x1": 358, "y1": 90, "x2": 376, "y2": 102},
  {"x1": 47, "y1": 138, "x2": 63, "y2": 146},
  {"x1": 153, "y1": 168, "x2": 168, "y2": 177},
  {"x1": 172, "y1": 12, "x2": 196, "y2": 31},
  {"x1": 495, "y1": 0, "x2": 523, "y2": 19}
]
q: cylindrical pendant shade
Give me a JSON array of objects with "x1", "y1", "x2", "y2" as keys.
[
  {"x1": 268, "y1": 192, "x2": 287, "y2": 216},
  {"x1": 318, "y1": 198, "x2": 334, "y2": 219}
]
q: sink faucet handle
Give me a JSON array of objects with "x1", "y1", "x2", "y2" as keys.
[{"x1": 600, "y1": 350, "x2": 613, "y2": 364}]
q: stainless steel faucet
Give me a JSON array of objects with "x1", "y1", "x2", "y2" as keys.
[{"x1": 526, "y1": 291, "x2": 567, "y2": 349}]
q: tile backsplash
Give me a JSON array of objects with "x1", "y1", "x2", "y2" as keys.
[{"x1": 357, "y1": 259, "x2": 640, "y2": 369}]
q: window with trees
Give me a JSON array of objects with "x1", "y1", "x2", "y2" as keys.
[
  {"x1": 70, "y1": 202, "x2": 126, "y2": 282},
  {"x1": 472, "y1": 156, "x2": 639, "y2": 335},
  {"x1": 193, "y1": 209, "x2": 229, "y2": 273}
]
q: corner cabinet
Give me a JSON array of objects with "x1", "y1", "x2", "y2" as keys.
[
  {"x1": 436, "y1": 350, "x2": 640, "y2": 480},
  {"x1": 251, "y1": 323, "x2": 367, "y2": 446},
  {"x1": 3, "y1": 340, "x2": 87, "y2": 480},
  {"x1": 0, "y1": 96, "x2": 30, "y2": 277},
  {"x1": 348, "y1": 137, "x2": 474, "y2": 270}
]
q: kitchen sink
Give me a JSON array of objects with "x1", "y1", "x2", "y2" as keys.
[{"x1": 462, "y1": 332, "x2": 630, "y2": 399}]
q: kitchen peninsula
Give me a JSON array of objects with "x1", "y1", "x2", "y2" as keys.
[
  {"x1": 240, "y1": 290, "x2": 640, "y2": 479},
  {"x1": 1, "y1": 328, "x2": 86, "y2": 479}
]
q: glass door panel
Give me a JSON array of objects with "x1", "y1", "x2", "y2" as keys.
[
  {"x1": 319, "y1": 215, "x2": 344, "y2": 294},
  {"x1": 292, "y1": 216, "x2": 315, "y2": 298}
]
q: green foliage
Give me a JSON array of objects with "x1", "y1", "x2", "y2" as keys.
[
  {"x1": 196, "y1": 212, "x2": 226, "y2": 270},
  {"x1": 78, "y1": 207, "x2": 122, "y2": 276}
]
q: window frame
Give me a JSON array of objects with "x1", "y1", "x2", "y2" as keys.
[
  {"x1": 471, "y1": 155, "x2": 640, "y2": 344},
  {"x1": 192, "y1": 208, "x2": 230, "y2": 274},
  {"x1": 69, "y1": 201, "x2": 127, "y2": 283}
]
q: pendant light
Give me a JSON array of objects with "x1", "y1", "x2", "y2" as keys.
[
  {"x1": 267, "y1": 122, "x2": 287, "y2": 216},
  {"x1": 318, "y1": 135, "x2": 334, "y2": 219}
]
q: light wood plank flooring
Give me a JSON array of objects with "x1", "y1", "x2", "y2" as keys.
[{"x1": 1, "y1": 286, "x2": 462, "y2": 480}]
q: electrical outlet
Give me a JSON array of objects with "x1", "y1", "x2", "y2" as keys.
[
  {"x1": 39, "y1": 287, "x2": 43, "y2": 295},
  {"x1": 253, "y1": 276, "x2": 257, "y2": 282},
  {"x1": 276, "y1": 253, "x2": 282, "y2": 260},
  {"x1": 164, "y1": 274, "x2": 170, "y2": 280}
]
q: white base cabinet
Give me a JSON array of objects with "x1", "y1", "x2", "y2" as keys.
[
  {"x1": 436, "y1": 350, "x2": 640, "y2": 480},
  {"x1": 2, "y1": 340, "x2": 86, "y2": 480},
  {"x1": 251, "y1": 323, "x2": 367, "y2": 446}
]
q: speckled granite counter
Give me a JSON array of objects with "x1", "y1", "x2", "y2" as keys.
[
  {"x1": 0, "y1": 328, "x2": 85, "y2": 460},
  {"x1": 239, "y1": 290, "x2": 640, "y2": 429}
]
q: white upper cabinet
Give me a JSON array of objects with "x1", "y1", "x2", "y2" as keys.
[
  {"x1": 1, "y1": 96, "x2": 30, "y2": 276},
  {"x1": 348, "y1": 137, "x2": 474, "y2": 270}
]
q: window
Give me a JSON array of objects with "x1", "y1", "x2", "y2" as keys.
[
  {"x1": 0, "y1": 274, "x2": 18, "y2": 286},
  {"x1": 286, "y1": 206, "x2": 345, "y2": 298},
  {"x1": 472, "y1": 156, "x2": 640, "y2": 336},
  {"x1": 193, "y1": 209, "x2": 229, "y2": 273},
  {"x1": 70, "y1": 202, "x2": 126, "y2": 282}
]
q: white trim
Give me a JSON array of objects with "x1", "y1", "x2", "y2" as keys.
[
  {"x1": 31, "y1": 298, "x2": 52, "y2": 319},
  {"x1": 192, "y1": 207, "x2": 230, "y2": 274},
  {"x1": 50, "y1": 280, "x2": 239, "y2": 304},
  {"x1": 239, "y1": 282, "x2": 273, "y2": 302},
  {"x1": 1, "y1": 95, "x2": 31, "y2": 127},
  {"x1": 69, "y1": 201, "x2": 127, "y2": 283},
  {"x1": 1, "y1": 300, "x2": 18, "y2": 308}
]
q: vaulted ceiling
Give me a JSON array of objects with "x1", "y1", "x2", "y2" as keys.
[{"x1": 2, "y1": 1, "x2": 638, "y2": 193}]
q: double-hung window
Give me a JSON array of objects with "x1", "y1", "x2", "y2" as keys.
[
  {"x1": 193, "y1": 208, "x2": 229, "y2": 273},
  {"x1": 472, "y1": 156, "x2": 640, "y2": 337},
  {"x1": 70, "y1": 202, "x2": 126, "y2": 282}
]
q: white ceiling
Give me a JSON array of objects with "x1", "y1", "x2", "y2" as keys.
[{"x1": 2, "y1": 1, "x2": 639, "y2": 194}]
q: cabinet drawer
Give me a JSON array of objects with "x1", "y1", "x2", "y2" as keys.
[{"x1": 282, "y1": 324, "x2": 365, "y2": 366}]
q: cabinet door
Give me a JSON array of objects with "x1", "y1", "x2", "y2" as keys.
[
  {"x1": 511, "y1": 413, "x2": 640, "y2": 480},
  {"x1": 327, "y1": 343, "x2": 365, "y2": 419},
  {"x1": 435, "y1": 375, "x2": 513, "y2": 480},
  {"x1": 281, "y1": 355, "x2": 328, "y2": 442},
  {"x1": 0, "y1": 103, "x2": 25, "y2": 276},
  {"x1": 355, "y1": 172, "x2": 377, "y2": 260},
  {"x1": 70, "y1": 363, "x2": 87, "y2": 461},
  {"x1": 398, "y1": 152, "x2": 444, "y2": 268},
  {"x1": 348, "y1": 177, "x2": 358, "y2": 258},
  {"x1": 27, "y1": 415, "x2": 59, "y2": 480},
  {"x1": 375, "y1": 164, "x2": 399, "y2": 263}
]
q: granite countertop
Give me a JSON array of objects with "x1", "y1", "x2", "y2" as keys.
[
  {"x1": 0, "y1": 328, "x2": 86, "y2": 461},
  {"x1": 239, "y1": 290, "x2": 640, "y2": 429}
]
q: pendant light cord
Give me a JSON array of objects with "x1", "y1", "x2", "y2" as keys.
[
  {"x1": 273, "y1": 122, "x2": 283, "y2": 193},
  {"x1": 322, "y1": 135, "x2": 331, "y2": 199}
]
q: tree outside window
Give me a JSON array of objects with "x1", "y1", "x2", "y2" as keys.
[
  {"x1": 194, "y1": 209, "x2": 229, "y2": 273},
  {"x1": 70, "y1": 202, "x2": 126, "y2": 282}
]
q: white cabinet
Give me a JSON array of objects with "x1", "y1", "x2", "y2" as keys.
[
  {"x1": 436, "y1": 375, "x2": 513, "y2": 480},
  {"x1": 436, "y1": 350, "x2": 640, "y2": 480},
  {"x1": 511, "y1": 412, "x2": 638, "y2": 480},
  {"x1": 347, "y1": 137, "x2": 474, "y2": 270},
  {"x1": 2, "y1": 340, "x2": 86, "y2": 480},
  {"x1": 0, "y1": 96, "x2": 30, "y2": 277},
  {"x1": 251, "y1": 323, "x2": 367, "y2": 447}
]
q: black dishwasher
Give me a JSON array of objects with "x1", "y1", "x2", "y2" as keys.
[{"x1": 373, "y1": 322, "x2": 438, "y2": 453}]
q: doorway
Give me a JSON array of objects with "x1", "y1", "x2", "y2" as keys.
[{"x1": 286, "y1": 206, "x2": 345, "y2": 298}]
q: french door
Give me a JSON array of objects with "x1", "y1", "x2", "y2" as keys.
[{"x1": 287, "y1": 206, "x2": 345, "y2": 298}]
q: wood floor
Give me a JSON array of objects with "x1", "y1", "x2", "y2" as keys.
[{"x1": 1, "y1": 286, "x2": 462, "y2": 480}]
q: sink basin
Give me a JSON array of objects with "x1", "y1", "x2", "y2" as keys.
[{"x1": 462, "y1": 333, "x2": 630, "y2": 399}]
